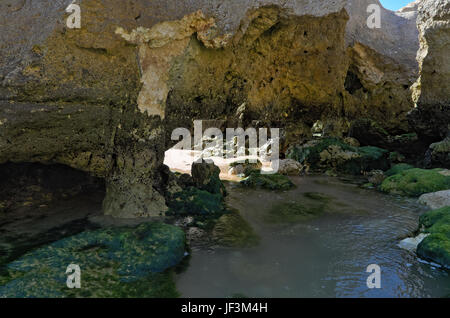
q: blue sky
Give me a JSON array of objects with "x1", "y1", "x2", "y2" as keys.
[{"x1": 379, "y1": 0, "x2": 412, "y2": 11}]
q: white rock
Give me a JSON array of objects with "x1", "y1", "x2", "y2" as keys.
[
  {"x1": 398, "y1": 233, "x2": 429, "y2": 252},
  {"x1": 418, "y1": 190, "x2": 450, "y2": 210}
]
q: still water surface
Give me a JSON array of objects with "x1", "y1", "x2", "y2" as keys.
[{"x1": 177, "y1": 176, "x2": 450, "y2": 298}]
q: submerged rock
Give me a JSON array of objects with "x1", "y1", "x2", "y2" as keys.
[
  {"x1": 264, "y1": 192, "x2": 334, "y2": 223},
  {"x1": 380, "y1": 168, "x2": 450, "y2": 197},
  {"x1": 212, "y1": 210, "x2": 260, "y2": 248},
  {"x1": 417, "y1": 206, "x2": 450, "y2": 269},
  {"x1": 419, "y1": 190, "x2": 450, "y2": 211},
  {"x1": 0, "y1": 222, "x2": 186, "y2": 298}
]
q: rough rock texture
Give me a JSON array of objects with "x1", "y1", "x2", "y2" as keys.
[
  {"x1": 344, "y1": 0, "x2": 420, "y2": 133},
  {"x1": 277, "y1": 159, "x2": 304, "y2": 176},
  {"x1": 0, "y1": 0, "x2": 424, "y2": 217},
  {"x1": 419, "y1": 190, "x2": 450, "y2": 210},
  {"x1": 427, "y1": 137, "x2": 450, "y2": 168},
  {"x1": 409, "y1": 0, "x2": 450, "y2": 142},
  {"x1": 0, "y1": 222, "x2": 186, "y2": 297}
]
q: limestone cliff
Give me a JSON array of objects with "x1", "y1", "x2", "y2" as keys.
[{"x1": 409, "y1": 0, "x2": 450, "y2": 142}]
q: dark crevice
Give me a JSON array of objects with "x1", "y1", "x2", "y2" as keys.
[{"x1": 344, "y1": 70, "x2": 364, "y2": 95}]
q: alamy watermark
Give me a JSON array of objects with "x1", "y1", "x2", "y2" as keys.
[
  {"x1": 367, "y1": 4, "x2": 381, "y2": 29},
  {"x1": 366, "y1": 264, "x2": 381, "y2": 289},
  {"x1": 171, "y1": 120, "x2": 280, "y2": 174},
  {"x1": 66, "y1": 2, "x2": 81, "y2": 29},
  {"x1": 66, "y1": 264, "x2": 81, "y2": 289}
]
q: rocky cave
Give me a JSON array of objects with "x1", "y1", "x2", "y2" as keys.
[{"x1": 0, "y1": 0, "x2": 449, "y2": 299}]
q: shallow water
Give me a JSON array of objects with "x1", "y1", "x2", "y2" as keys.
[
  {"x1": 176, "y1": 176, "x2": 450, "y2": 298},
  {"x1": 1, "y1": 176, "x2": 449, "y2": 298}
]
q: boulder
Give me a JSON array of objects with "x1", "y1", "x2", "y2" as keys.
[
  {"x1": 380, "y1": 168, "x2": 450, "y2": 197},
  {"x1": 167, "y1": 187, "x2": 225, "y2": 218},
  {"x1": 0, "y1": 222, "x2": 186, "y2": 297},
  {"x1": 240, "y1": 171, "x2": 295, "y2": 191},
  {"x1": 427, "y1": 137, "x2": 450, "y2": 168},
  {"x1": 277, "y1": 159, "x2": 304, "y2": 176},
  {"x1": 287, "y1": 138, "x2": 390, "y2": 175},
  {"x1": 191, "y1": 159, "x2": 226, "y2": 196},
  {"x1": 419, "y1": 190, "x2": 450, "y2": 210},
  {"x1": 417, "y1": 206, "x2": 450, "y2": 269}
]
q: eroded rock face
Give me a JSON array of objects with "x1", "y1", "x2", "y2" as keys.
[
  {"x1": 344, "y1": 0, "x2": 420, "y2": 134},
  {"x1": 409, "y1": 0, "x2": 450, "y2": 142},
  {"x1": 0, "y1": 0, "x2": 427, "y2": 217}
]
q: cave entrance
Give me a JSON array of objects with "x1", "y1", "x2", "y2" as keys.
[
  {"x1": 0, "y1": 162, "x2": 105, "y2": 265},
  {"x1": 0, "y1": 162, "x2": 105, "y2": 214},
  {"x1": 163, "y1": 123, "x2": 275, "y2": 181}
]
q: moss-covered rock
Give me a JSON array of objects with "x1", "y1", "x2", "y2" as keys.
[
  {"x1": 380, "y1": 168, "x2": 450, "y2": 197},
  {"x1": 286, "y1": 138, "x2": 389, "y2": 175},
  {"x1": 417, "y1": 206, "x2": 450, "y2": 269},
  {"x1": 167, "y1": 187, "x2": 226, "y2": 217},
  {"x1": 212, "y1": 210, "x2": 260, "y2": 248},
  {"x1": 287, "y1": 138, "x2": 356, "y2": 165},
  {"x1": 240, "y1": 171, "x2": 295, "y2": 191},
  {"x1": 230, "y1": 160, "x2": 263, "y2": 177},
  {"x1": 385, "y1": 163, "x2": 415, "y2": 177},
  {"x1": 0, "y1": 222, "x2": 186, "y2": 298},
  {"x1": 191, "y1": 160, "x2": 226, "y2": 196},
  {"x1": 343, "y1": 146, "x2": 390, "y2": 175}
]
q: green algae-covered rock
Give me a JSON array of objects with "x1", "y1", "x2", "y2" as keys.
[
  {"x1": 212, "y1": 210, "x2": 260, "y2": 248},
  {"x1": 385, "y1": 163, "x2": 415, "y2": 177},
  {"x1": 191, "y1": 160, "x2": 226, "y2": 196},
  {"x1": 0, "y1": 223, "x2": 185, "y2": 298},
  {"x1": 167, "y1": 187, "x2": 226, "y2": 217},
  {"x1": 286, "y1": 138, "x2": 389, "y2": 175},
  {"x1": 240, "y1": 171, "x2": 295, "y2": 191},
  {"x1": 380, "y1": 168, "x2": 450, "y2": 197},
  {"x1": 417, "y1": 206, "x2": 450, "y2": 269},
  {"x1": 230, "y1": 159, "x2": 263, "y2": 176}
]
